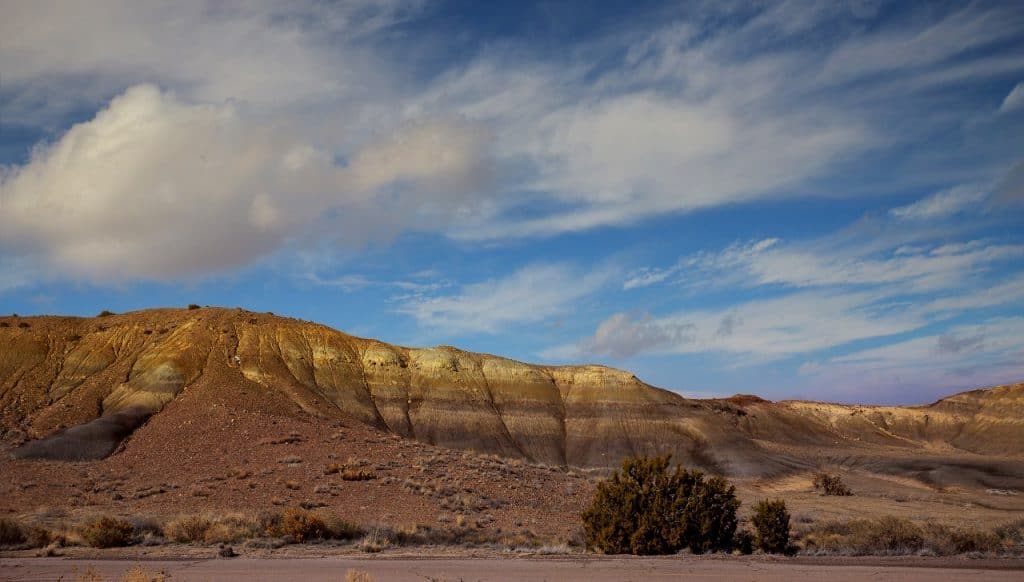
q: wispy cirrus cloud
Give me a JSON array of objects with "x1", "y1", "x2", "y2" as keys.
[
  {"x1": 396, "y1": 263, "x2": 614, "y2": 335},
  {"x1": 798, "y1": 317, "x2": 1024, "y2": 403}
]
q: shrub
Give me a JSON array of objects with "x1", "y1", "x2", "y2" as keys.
[
  {"x1": 80, "y1": 516, "x2": 134, "y2": 548},
  {"x1": 812, "y1": 472, "x2": 852, "y2": 496},
  {"x1": 278, "y1": 508, "x2": 326, "y2": 542},
  {"x1": 17, "y1": 322, "x2": 29, "y2": 328},
  {"x1": 733, "y1": 528, "x2": 754, "y2": 555},
  {"x1": 188, "y1": 304, "x2": 201, "y2": 310},
  {"x1": 580, "y1": 455, "x2": 739, "y2": 555},
  {"x1": 0, "y1": 518, "x2": 26, "y2": 545},
  {"x1": 358, "y1": 528, "x2": 391, "y2": 553},
  {"x1": 65, "y1": 334, "x2": 83, "y2": 342},
  {"x1": 98, "y1": 310, "x2": 116, "y2": 317},
  {"x1": 25, "y1": 526, "x2": 54, "y2": 548},
  {"x1": 341, "y1": 469, "x2": 377, "y2": 481},
  {"x1": 0, "y1": 322, "x2": 9, "y2": 327},
  {"x1": 323, "y1": 516, "x2": 364, "y2": 540},
  {"x1": 164, "y1": 515, "x2": 213, "y2": 543},
  {"x1": 849, "y1": 516, "x2": 923, "y2": 554},
  {"x1": 751, "y1": 499, "x2": 790, "y2": 554}
]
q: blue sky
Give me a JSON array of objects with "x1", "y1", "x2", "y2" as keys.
[{"x1": 1, "y1": 0, "x2": 1023, "y2": 404}]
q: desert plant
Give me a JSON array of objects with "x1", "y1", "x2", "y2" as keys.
[
  {"x1": 733, "y1": 528, "x2": 754, "y2": 554},
  {"x1": 323, "y1": 516, "x2": 364, "y2": 540},
  {"x1": 812, "y1": 472, "x2": 852, "y2": 496},
  {"x1": 278, "y1": 508, "x2": 326, "y2": 542},
  {"x1": 345, "y1": 570, "x2": 374, "y2": 582},
  {"x1": 751, "y1": 499, "x2": 790, "y2": 553},
  {"x1": 188, "y1": 304, "x2": 201, "y2": 310},
  {"x1": 341, "y1": 468, "x2": 377, "y2": 481},
  {"x1": 0, "y1": 518, "x2": 26, "y2": 545},
  {"x1": 98, "y1": 310, "x2": 116, "y2": 317},
  {"x1": 580, "y1": 455, "x2": 739, "y2": 555},
  {"x1": 358, "y1": 528, "x2": 391, "y2": 552},
  {"x1": 80, "y1": 516, "x2": 134, "y2": 548},
  {"x1": 17, "y1": 322, "x2": 29, "y2": 328},
  {"x1": 164, "y1": 515, "x2": 213, "y2": 543},
  {"x1": 120, "y1": 565, "x2": 171, "y2": 582}
]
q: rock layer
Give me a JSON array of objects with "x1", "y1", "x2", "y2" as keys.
[{"x1": 1, "y1": 308, "x2": 1021, "y2": 476}]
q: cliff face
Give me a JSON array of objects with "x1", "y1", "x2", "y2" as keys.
[{"x1": 1, "y1": 308, "x2": 1021, "y2": 476}]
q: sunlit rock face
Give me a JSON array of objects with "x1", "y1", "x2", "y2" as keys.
[{"x1": 1, "y1": 308, "x2": 1021, "y2": 475}]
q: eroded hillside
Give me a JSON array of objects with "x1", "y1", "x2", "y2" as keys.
[{"x1": 1, "y1": 308, "x2": 1022, "y2": 481}]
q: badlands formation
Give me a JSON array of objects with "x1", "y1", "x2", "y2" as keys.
[{"x1": 1, "y1": 307, "x2": 1022, "y2": 535}]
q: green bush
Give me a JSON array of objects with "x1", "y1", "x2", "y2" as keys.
[
  {"x1": 751, "y1": 499, "x2": 790, "y2": 553},
  {"x1": 80, "y1": 516, "x2": 134, "y2": 548},
  {"x1": 812, "y1": 472, "x2": 852, "y2": 496},
  {"x1": 733, "y1": 528, "x2": 754, "y2": 554},
  {"x1": 580, "y1": 455, "x2": 739, "y2": 555}
]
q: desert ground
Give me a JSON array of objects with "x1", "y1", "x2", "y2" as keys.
[
  {"x1": 3, "y1": 554, "x2": 1024, "y2": 582},
  {"x1": 2, "y1": 309, "x2": 1022, "y2": 579}
]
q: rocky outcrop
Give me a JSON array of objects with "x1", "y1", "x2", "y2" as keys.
[{"x1": 1, "y1": 308, "x2": 1021, "y2": 474}]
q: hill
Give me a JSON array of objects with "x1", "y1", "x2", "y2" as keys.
[{"x1": 1, "y1": 307, "x2": 1022, "y2": 539}]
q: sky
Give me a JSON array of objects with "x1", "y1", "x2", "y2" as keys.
[{"x1": 1, "y1": 0, "x2": 1023, "y2": 405}]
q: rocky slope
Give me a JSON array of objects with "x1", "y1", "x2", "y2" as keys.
[{"x1": 1, "y1": 308, "x2": 1022, "y2": 480}]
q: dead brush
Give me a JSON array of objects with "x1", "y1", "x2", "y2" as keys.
[
  {"x1": 341, "y1": 468, "x2": 377, "y2": 481},
  {"x1": 80, "y1": 516, "x2": 135, "y2": 548},
  {"x1": 358, "y1": 528, "x2": 391, "y2": 553},
  {"x1": 798, "y1": 516, "x2": 1019, "y2": 556}
]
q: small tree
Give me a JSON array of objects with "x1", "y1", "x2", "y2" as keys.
[
  {"x1": 751, "y1": 499, "x2": 790, "y2": 554},
  {"x1": 813, "y1": 472, "x2": 852, "y2": 496},
  {"x1": 581, "y1": 455, "x2": 739, "y2": 555}
]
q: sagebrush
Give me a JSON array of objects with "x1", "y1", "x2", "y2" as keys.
[
  {"x1": 751, "y1": 499, "x2": 790, "y2": 554},
  {"x1": 581, "y1": 455, "x2": 739, "y2": 555}
]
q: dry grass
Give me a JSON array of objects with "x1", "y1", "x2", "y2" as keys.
[
  {"x1": 345, "y1": 570, "x2": 374, "y2": 582},
  {"x1": 120, "y1": 566, "x2": 171, "y2": 582},
  {"x1": 277, "y1": 508, "x2": 326, "y2": 542},
  {"x1": 80, "y1": 516, "x2": 134, "y2": 548},
  {"x1": 798, "y1": 515, "x2": 1022, "y2": 556},
  {"x1": 163, "y1": 515, "x2": 213, "y2": 543},
  {"x1": 358, "y1": 528, "x2": 391, "y2": 553},
  {"x1": 0, "y1": 517, "x2": 26, "y2": 545}
]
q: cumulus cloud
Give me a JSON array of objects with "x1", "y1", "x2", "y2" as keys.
[
  {"x1": 0, "y1": 85, "x2": 490, "y2": 280},
  {"x1": 396, "y1": 263, "x2": 613, "y2": 334}
]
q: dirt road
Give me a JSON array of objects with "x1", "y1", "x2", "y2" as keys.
[{"x1": 2, "y1": 556, "x2": 1023, "y2": 581}]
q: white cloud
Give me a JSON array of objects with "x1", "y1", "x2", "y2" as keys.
[
  {"x1": 821, "y1": 4, "x2": 1023, "y2": 83},
  {"x1": 1000, "y1": 82, "x2": 1024, "y2": 113},
  {"x1": 802, "y1": 318, "x2": 1024, "y2": 402},
  {"x1": 674, "y1": 236, "x2": 1023, "y2": 293},
  {"x1": 0, "y1": 1, "x2": 416, "y2": 124},
  {"x1": 0, "y1": 85, "x2": 490, "y2": 280},
  {"x1": 574, "y1": 290, "x2": 920, "y2": 360},
  {"x1": 397, "y1": 263, "x2": 612, "y2": 334},
  {"x1": 2, "y1": 1, "x2": 1023, "y2": 286},
  {"x1": 582, "y1": 312, "x2": 694, "y2": 358},
  {"x1": 889, "y1": 185, "x2": 987, "y2": 220}
]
